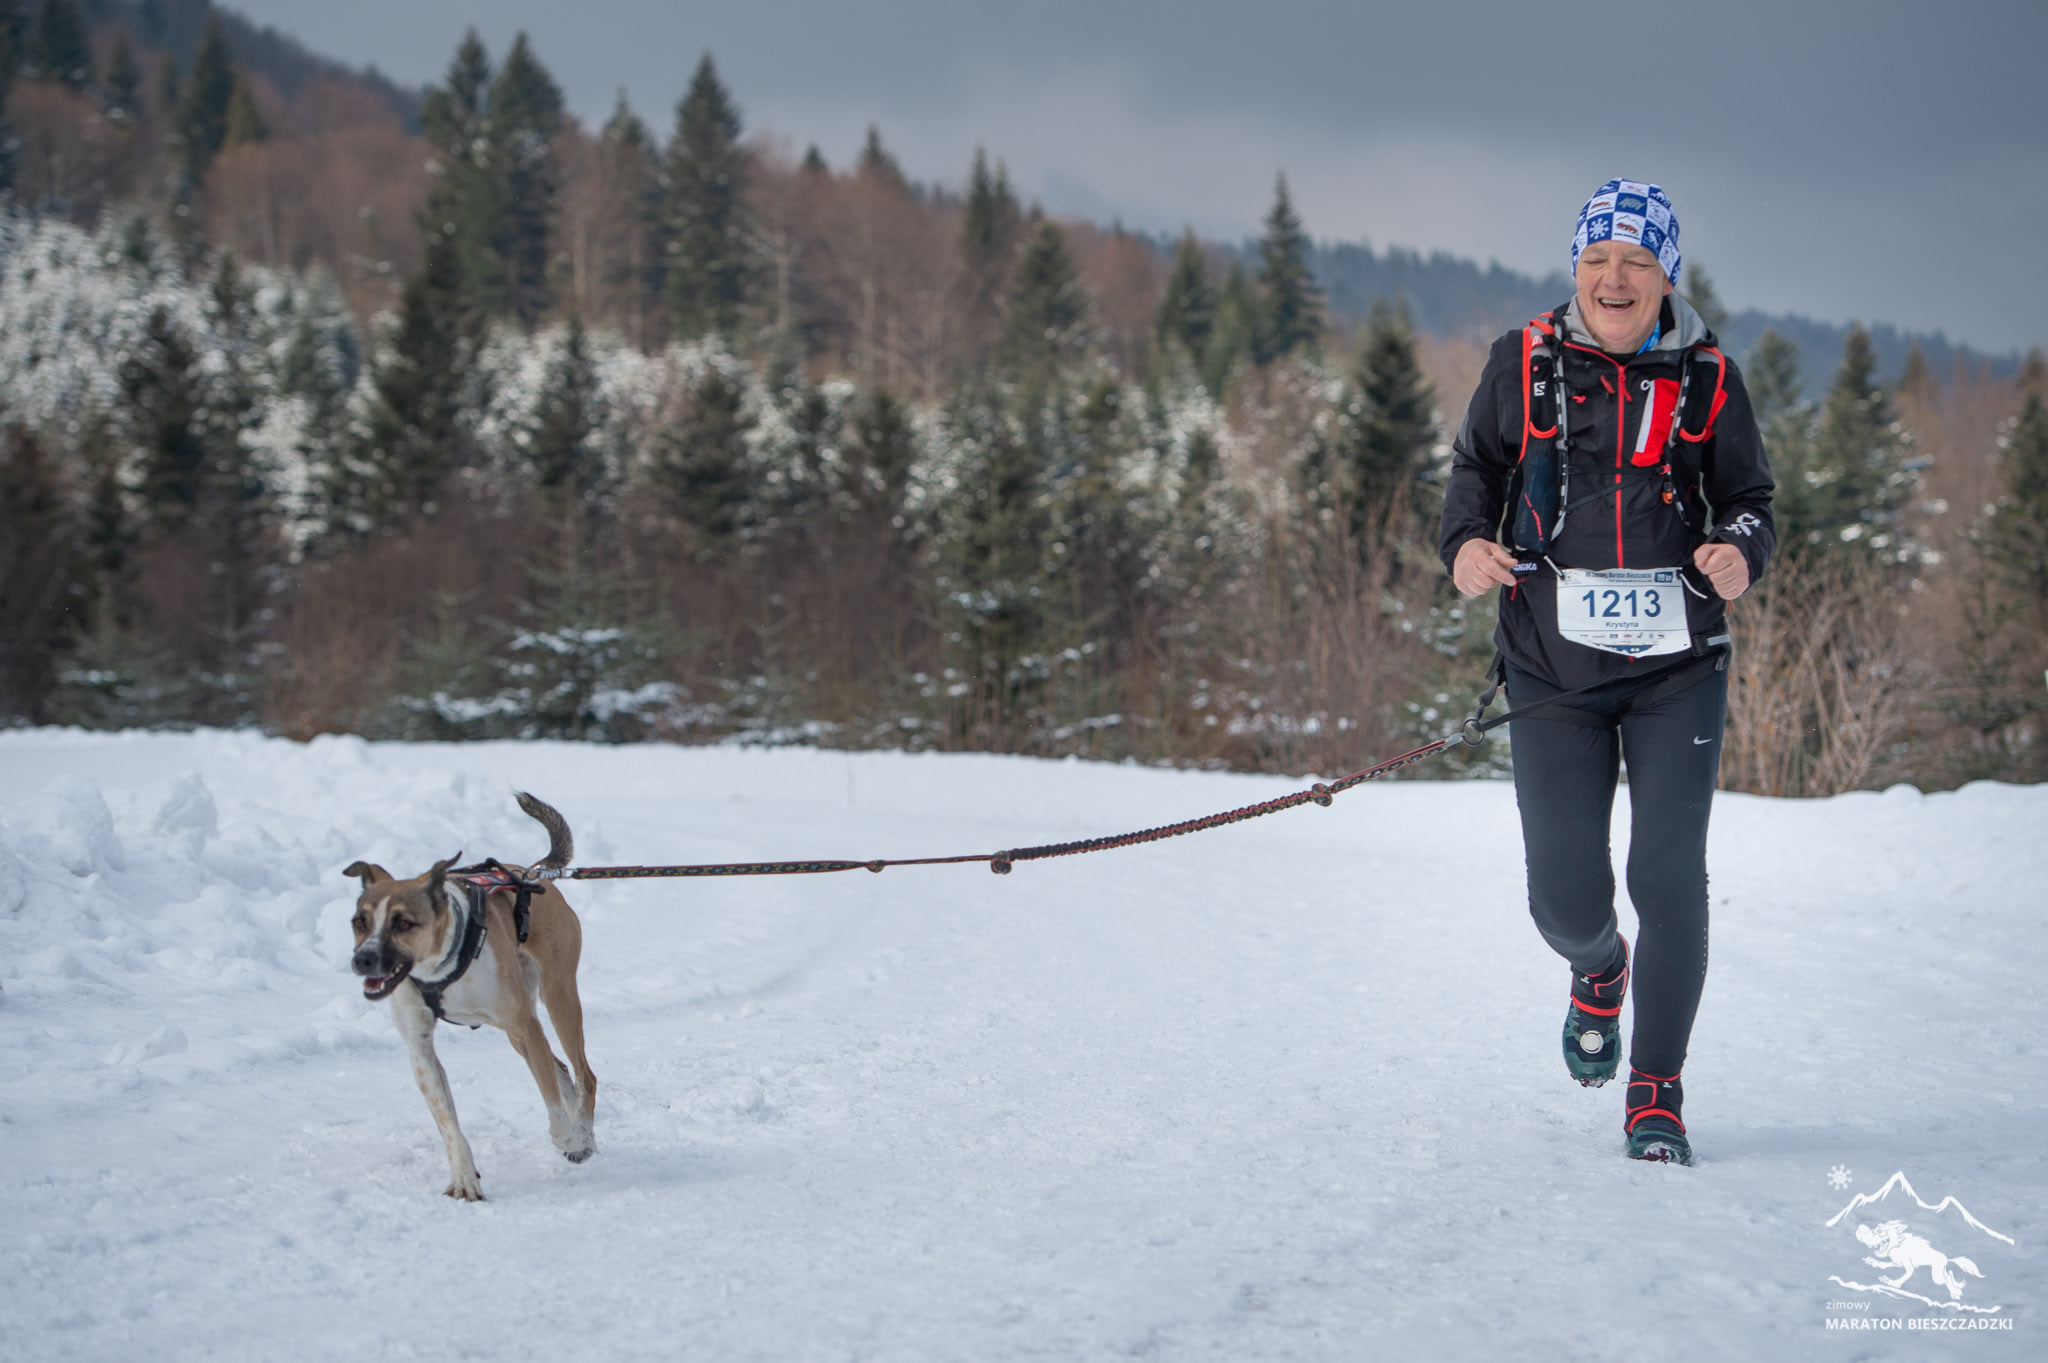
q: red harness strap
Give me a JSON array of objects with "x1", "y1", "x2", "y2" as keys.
[
  {"x1": 1519, "y1": 313, "x2": 1560, "y2": 462},
  {"x1": 451, "y1": 861, "x2": 542, "y2": 944},
  {"x1": 1676, "y1": 345, "x2": 1728, "y2": 445}
]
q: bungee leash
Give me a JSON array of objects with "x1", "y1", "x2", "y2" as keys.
[{"x1": 526, "y1": 643, "x2": 1727, "y2": 883}]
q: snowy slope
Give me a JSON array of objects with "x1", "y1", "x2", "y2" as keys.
[{"x1": 1, "y1": 730, "x2": 2042, "y2": 1360}]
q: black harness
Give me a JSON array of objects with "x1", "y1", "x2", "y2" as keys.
[{"x1": 410, "y1": 861, "x2": 543, "y2": 1024}]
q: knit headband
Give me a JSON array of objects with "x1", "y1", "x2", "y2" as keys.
[{"x1": 1571, "y1": 179, "x2": 1681, "y2": 283}]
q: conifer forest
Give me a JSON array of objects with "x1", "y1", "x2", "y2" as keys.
[{"x1": 2, "y1": 2, "x2": 2044, "y2": 793}]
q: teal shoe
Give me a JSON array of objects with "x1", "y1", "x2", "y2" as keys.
[
  {"x1": 1625, "y1": 1068, "x2": 1693, "y2": 1165},
  {"x1": 1564, "y1": 938, "x2": 1628, "y2": 1088}
]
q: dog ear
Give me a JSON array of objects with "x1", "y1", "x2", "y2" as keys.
[
  {"x1": 428, "y1": 851, "x2": 463, "y2": 901},
  {"x1": 342, "y1": 861, "x2": 391, "y2": 889}
]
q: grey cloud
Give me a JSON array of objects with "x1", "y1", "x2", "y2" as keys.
[{"x1": 225, "y1": 0, "x2": 2047, "y2": 351}]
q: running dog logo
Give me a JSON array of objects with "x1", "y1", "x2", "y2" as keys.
[
  {"x1": 1854, "y1": 1222, "x2": 1983, "y2": 1302},
  {"x1": 1825, "y1": 1170, "x2": 2015, "y2": 1315}
]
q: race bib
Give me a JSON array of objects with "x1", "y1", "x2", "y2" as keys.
[{"x1": 1556, "y1": 568, "x2": 1690, "y2": 657}]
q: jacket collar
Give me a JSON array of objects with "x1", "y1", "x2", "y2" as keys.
[{"x1": 1559, "y1": 292, "x2": 1711, "y2": 355}]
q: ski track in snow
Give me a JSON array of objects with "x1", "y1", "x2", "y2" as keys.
[{"x1": 1, "y1": 730, "x2": 2042, "y2": 1361}]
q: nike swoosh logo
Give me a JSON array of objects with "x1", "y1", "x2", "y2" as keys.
[{"x1": 1693, "y1": 736, "x2": 1715, "y2": 745}]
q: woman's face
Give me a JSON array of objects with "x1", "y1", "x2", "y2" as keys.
[{"x1": 1574, "y1": 241, "x2": 1672, "y2": 353}]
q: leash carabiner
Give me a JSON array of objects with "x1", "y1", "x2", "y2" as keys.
[{"x1": 1454, "y1": 652, "x2": 1507, "y2": 746}]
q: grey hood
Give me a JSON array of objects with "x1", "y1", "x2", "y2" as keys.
[{"x1": 1560, "y1": 290, "x2": 1712, "y2": 353}]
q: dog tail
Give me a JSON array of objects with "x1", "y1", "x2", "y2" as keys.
[{"x1": 514, "y1": 791, "x2": 575, "y2": 870}]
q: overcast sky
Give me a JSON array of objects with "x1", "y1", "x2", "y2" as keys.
[{"x1": 221, "y1": 0, "x2": 2046, "y2": 355}]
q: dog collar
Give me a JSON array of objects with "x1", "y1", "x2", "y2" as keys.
[
  {"x1": 410, "y1": 883, "x2": 492, "y2": 1021},
  {"x1": 410, "y1": 883, "x2": 480, "y2": 985}
]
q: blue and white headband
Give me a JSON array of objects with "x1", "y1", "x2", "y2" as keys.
[{"x1": 1571, "y1": 179, "x2": 1681, "y2": 283}]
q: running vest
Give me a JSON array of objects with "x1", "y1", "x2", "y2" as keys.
[{"x1": 1510, "y1": 309, "x2": 1729, "y2": 558}]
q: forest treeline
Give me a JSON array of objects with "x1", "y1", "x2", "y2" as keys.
[{"x1": 2, "y1": 2, "x2": 2045, "y2": 792}]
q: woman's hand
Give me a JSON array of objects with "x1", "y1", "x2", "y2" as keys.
[
  {"x1": 1693, "y1": 542, "x2": 1751, "y2": 600},
  {"x1": 1452, "y1": 538, "x2": 1520, "y2": 597}
]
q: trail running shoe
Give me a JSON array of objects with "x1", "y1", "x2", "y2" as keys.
[
  {"x1": 1625, "y1": 1067, "x2": 1693, "y2": 1165},
  {"x1": 1563, "y1": 936, "x2": 1629, "y2": 1087}
]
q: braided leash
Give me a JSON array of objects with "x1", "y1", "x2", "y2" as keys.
[
  {"x1": 984, "y1": 732, "x2": 1463, "y2": 873},
  {"x1": 526, "y1": 644, "x2": 1723, "y2": 885},
  {"x1": 534, "y1": 721, "x2": 1489, "y2": 883}
]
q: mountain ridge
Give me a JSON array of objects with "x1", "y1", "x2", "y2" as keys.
[
  {"x1": 1300, "y1": 239, "x2": 2022, "y2": 397},
  {"x1": 89, "y1": 0, "x2": 417, "y2": 123},
  {"x1": 1825, "y1": 1170, "x2": 2016, "y2": 1244}
]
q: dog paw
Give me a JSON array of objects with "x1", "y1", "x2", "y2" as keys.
[
  {"x1": 444, "y1": 1176, "x2": 485, "y2": 1201},
  {"x1": 563, "y1": 1144, "x2": 594, "y2": 1164}
]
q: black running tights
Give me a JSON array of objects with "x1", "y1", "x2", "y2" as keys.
[{"x1": 1506, "y1": 661, "x2": 1727, "y2": 1078}]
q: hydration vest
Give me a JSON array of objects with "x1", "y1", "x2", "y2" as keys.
[{"x1": 1510, "y1": 309, "x2": 1729, "y2": 558}]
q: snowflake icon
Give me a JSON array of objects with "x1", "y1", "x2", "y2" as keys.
[{"x1": 1828, "y1": 1164, "x2": 1853, "y2": 1191}]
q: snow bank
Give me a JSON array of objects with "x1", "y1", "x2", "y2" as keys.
[{"x1": 1, "y1": 730, "x2": 2043, "y2": 1360}]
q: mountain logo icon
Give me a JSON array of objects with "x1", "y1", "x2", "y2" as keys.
[{"x1": 1824, "y1": 1171, "x2": 2015, "y2": 1314}]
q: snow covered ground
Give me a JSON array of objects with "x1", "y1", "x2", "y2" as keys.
[{"x1": 2, "y1": 729, "x2": 2042, "y2": 1361}]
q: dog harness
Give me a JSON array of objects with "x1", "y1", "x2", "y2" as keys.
[
  {"x1": 449, "y1": 860, "x2": 541, "y2": 945},
  {"x1": 410, "y1": 862, "x2": 544, "y2": 1024}
]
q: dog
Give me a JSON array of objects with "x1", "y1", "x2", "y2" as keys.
[{"x1": 344, "y1": 791, "x2": 596, "y2": 1200}]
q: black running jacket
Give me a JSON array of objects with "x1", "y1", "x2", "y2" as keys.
[{"x1": 1438, "y1": 294, "x2": 1777, "y2": 692}]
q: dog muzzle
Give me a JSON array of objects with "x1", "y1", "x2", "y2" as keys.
[{"x1": 353, "y1": 941, "x2": 412, "y2": 1000}]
